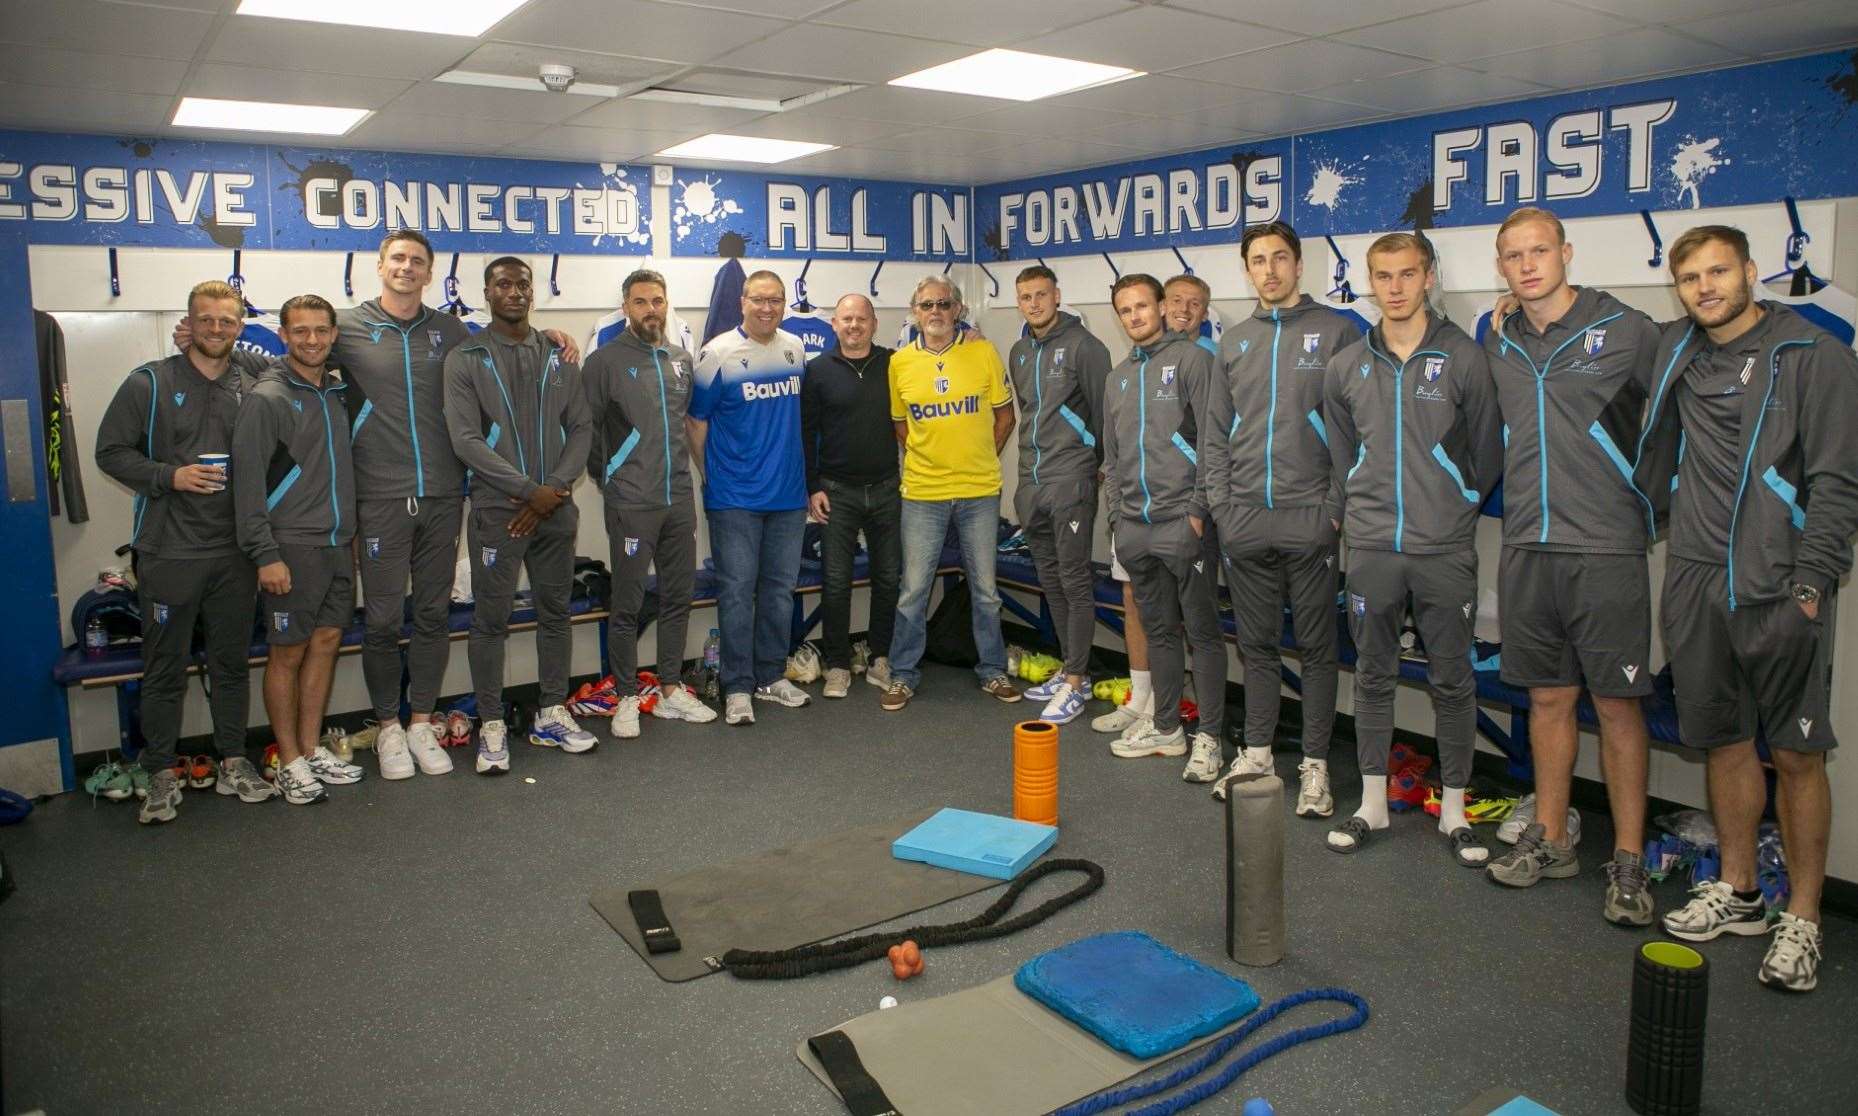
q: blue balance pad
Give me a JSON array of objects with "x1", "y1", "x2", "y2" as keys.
[
  {"x1": 1016, "y1": 931, "x2": 1261, "y2": 1059},
  {"x1": 891, "y1": 808, "x2": 1058, "y2": 881}
]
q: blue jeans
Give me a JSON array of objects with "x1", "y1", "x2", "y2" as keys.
[
  {"x1": 706, "y1": 507, "x2": 806, "y2": 696},
  {"x1": 890, "y1": 495, "x2": 1007, "y2": 689}
]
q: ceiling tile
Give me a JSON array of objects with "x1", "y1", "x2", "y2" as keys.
[
  {"x1": 1336, "y1": 0, "x2": 1637, "y2": 63},
  {"x1": 1161, "y1": 0, "x2": 1475, "y2": 37},
  {"x1": 455, "y1": 43, "x2": 684, "y2": 87},
  {"x1": 1309, "y1": 64, "x2": 1550, "y2": 113},
  {"x1": 1, "y1": 0, "x2": 215, "y2": 59},
  {"x1": 493, "y1": 0, "x2": 791, "y2": 64},
  {"x1": 816, "y1": 0, "x2": 1138, "y2": 47},
  {"x1": 1677, "y1": 0, "x2": 1858, "y2": 56},
  {"x1": 795, "y1": 84, "x2": 996, "y2": 125},
  {"x1": 206, "y1": 19, "x2": 469, "y2": 80},
  {"x1": 1187, "y1": 91, "x2": 1381, "y2": 137},
  {"x1": 1022, "y1": 6, "x2": 1299, "y2": 71},
  {"x1": 1074, "y1": 116, "x2": 1255, "y2": 153},
  {"x1": 706, "y1": 24, "x2": 973, "y2": 84},
  {"x1": 1170, "y1": 39, "x2": 1430, "y2": 92},
  {"x1": 344, "y1": 111, "x2": 537, "y2": 153},
  {"x1": 1557, "y1": 0, "x2": 1787, "y2": 24},
  {"x1": 183, "y1": 64, "x2": 414, "y2": 108},
  {"x1": 653, "y1": 0, "x2": 842, "y2": 17},
  {"x1": 948, "y1": 102, "x2": 1154, "y2": 137},
  {"x1": 0, "y1": 44, "x2": 189, "y2": 96},
  {"x1": 1472, "y1": 27, "x2": 1743, "y2": 88},
  {"x1": 0, "y1": 83, "x2": 175, "y2": 132},
  {"x1": 499, "y1": 123, "x2": 697, "y2": 162},
  {"x1": 386, "y1": 82, "x2": 599, "y2": 125},
  {"x1": 565, "y1": 97, "x2": 766, "y2": 131},
  {"x1": 1039, "y1": 74, "x2": 1251, "y2": 114},
  {"x1": 661, "y1": 70, "x2": 829, "y2": 100},
  {"x1": 727, "y1": 113, "x2": 902, "y2": 145}
]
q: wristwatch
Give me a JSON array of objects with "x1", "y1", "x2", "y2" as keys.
[{"x1": 1791, "y1": 582, "x2": 1821, "y2": 606}]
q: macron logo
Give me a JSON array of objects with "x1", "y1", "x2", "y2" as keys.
[
  {"x1": 1800, "y1": 717, "x2": 1814, "y2": 737},
  {"x1": 741, "y1": 375, "x2": 802, "y2": 402},
  {"x1": 1623, "y1": 664, "x2": 1638, "y2": 683}
]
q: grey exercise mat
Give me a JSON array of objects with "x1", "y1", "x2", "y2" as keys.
[
  {"x1": 796, "y1": 974, "x2": 1255, "y2": 1116},
  {"x1": 590, "y1": 810, "x2": 1009, "y2": 982}
]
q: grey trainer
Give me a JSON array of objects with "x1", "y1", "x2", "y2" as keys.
[
  {"x1": 215, "y1": 757, "x2": 278, "y2": 803},
  {"x1": 137, "y1": 768, "x2": 182, "y2": 825},
  {"x1": 1487, "y1": 823, "x2": 1578, "y2": 887},
  {"x1": 1604, "y1": 851, "x2": 1655, "y2": 926}
]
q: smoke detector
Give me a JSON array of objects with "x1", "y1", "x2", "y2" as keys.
[{"x1": 539, "y1": 64, "x2": 578, "y2": 93}]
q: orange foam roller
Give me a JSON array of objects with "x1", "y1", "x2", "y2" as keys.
[{"x1": 1013, "y1": 720, "x2": 1059, "y2": 826}]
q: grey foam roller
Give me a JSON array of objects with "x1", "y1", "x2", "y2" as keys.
[{"x1": 1224, "y1": 773, "x2": 1286, "y2": 966}]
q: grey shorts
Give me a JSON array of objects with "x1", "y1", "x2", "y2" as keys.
[
  {"x1": 1661, "y1": 557, "x2": 1837, "y2": 752},
  {"x1": 1498, "y1": 547, "x2": 1651, "y2": 697},
  {"x1": 262, "y1": 543, "x2": 356, "y2": 645}
]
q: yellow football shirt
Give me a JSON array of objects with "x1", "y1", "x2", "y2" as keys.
[{"x1": 889, "y1": 336, "x2": 1013, "y2": 500}]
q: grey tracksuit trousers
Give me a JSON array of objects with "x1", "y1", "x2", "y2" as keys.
[
  {"x1": 604, "y1": 497, "x2": 697, "y2": 696},
  {"x1": 358, "y1": 497, "x2": 462, "y2": 720},
  {"x1": 467, "y1": 501, "x2": 578, "y2": 721}
]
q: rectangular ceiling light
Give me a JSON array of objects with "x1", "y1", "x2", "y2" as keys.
[
  {"x1": 235, "y1": 0, "x2": 531, "y2": 37},
  {"x1": 654, "y1": 134, "x2": 835, "y2": 165},
  {"x1": 890, "y1": 48, "x2": 1140, "y2": 102},
  {"x1": 436, "y1": 69, "x2": 624, "y2": 98},
  {"x1": 172, "y1": 97, "x2": 371, "y2": 137}
]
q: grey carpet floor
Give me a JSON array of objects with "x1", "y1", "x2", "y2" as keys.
[{"x1": 2, "y1": 663, "x2": 1853, "y2": 1115}]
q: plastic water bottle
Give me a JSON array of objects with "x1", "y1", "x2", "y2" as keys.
[
  {"x1": 701, "y1": 628, "x2": 721, "y2": 701},
  {"x1": 84, "y1": 616, "x2": 108, "y2": 660}
]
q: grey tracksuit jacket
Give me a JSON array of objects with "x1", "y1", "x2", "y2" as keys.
[
  {"x1": 1632, "y1": 302, "x2": 1858, "y2": 607},
  {"x1": 336, "y1": 301, "x2": 472, "y2": 502},
  {"x1": 1205, "y1": 295, "x2": 1363, "y2": 525},
  {"x1": 581, "y1": 330, "x2": 696, "y2": 510},
  {"x1": 444, "y1": 327, "x2": 590, "y2": 504},
  {"x1": 1006, "y1": 312, "x2": 1112, "y2": 487},
  {"x1": 232, "y1": 361, "x2": 356, "y2": 566},
  {"x1": 1102, "y1": 330, "x2": 1218, "y2": 530},
  {"x1": 1324, "y1": 314, "x2": 1502, "y2": 554},
  {"x1": 1484, "y1": 286, "x2": 1660, "y2": 553},
  {"x1": 95, "y1": 354, "x2": 257, "y2": 559}
]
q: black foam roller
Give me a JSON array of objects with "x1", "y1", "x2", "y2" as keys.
[{"x1": 1625, "y1": 941, "x2": 1709, "y2": 1116}]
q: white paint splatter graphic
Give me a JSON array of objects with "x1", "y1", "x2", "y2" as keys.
[
  {"x1": 568, "y1": 163, "x2": 648, "y2": 247},
  {"x1": 1670, "y1": 137, "x2": 1730, "y2": 209},
  {"x1": 673, "y1": 176, "x2": 742, "y2": 241},
  {"x1": 1305, "y1": 162, "x2": 1360, "y2": 211}
]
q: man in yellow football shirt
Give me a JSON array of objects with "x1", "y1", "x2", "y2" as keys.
[{"x1": 879, "y1": 275, "x2": 1022, "y2": 711}]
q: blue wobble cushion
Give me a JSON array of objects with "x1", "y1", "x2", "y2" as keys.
[{"x1": 1015, "y1": 931, "x2": 1260, "y2": 1059}]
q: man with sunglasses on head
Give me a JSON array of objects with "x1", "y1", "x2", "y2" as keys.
[{"x1": 879, "y1": 276, "x2": 1022, "y2": 712}]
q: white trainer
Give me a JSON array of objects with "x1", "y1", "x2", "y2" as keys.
[
  {"x1": 476, "y1": 720, "x2": 510, "y2": 775},
  {"x1": 612, "y1": 695, "x2": 641, "y2": 738},
  {"x1": 1111, "y1": 722, "x2": 1186, "y2": 759},
  {"x1": 1495, "y1": 792, "x2": 1582, "y2": 846},
  {"x1": 865, "y1": 656, "x2": 892, "y2": 689},
  {"x1": 1092, "y1": 704, "x2": 1141, "y2": 735},
  {"x1": 725, "y1": 693, "x2": 755, "y2": 725},
  {"x1": 1295, "y1": 759, "x2": 1334, "y2": 817},
  {"x1": 1211, "y1": 748, "x2": 1275, "y2": 801},
  {"x1": 654, "y1": 684, "x2": 718, "y2": 723},
  {"x1": 376, "y1": 721, "x2": 415, "y2": 781},
  {"x1": 1181, "y1": 733, "x2": 1222, "y2": 782},
  {"x1": 823, "y1": 668, "x2": 851, "y2": 699},
  {"x1": 755, "y1": 679, "x2": 811, "y2": 707},
  {"x1": 407, "y1": 720, "x2": 453, "y2": 775},
  {"x1": 530, "y1": 705, "x2": 598, "y2": 753}
]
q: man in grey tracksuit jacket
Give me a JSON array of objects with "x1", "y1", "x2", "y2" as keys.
[
  {"x1": 1007, "y1": 307, "x2": 1111, "y2": 698},
  {"x1": 1632, "y1": 282, "x2": 1858, "y2": 981},
  {"x1": 1101, "y1": 310, "x2": 1227, "y2": 766},
  {"x1": 444, "y1": 321, "x2": 591, "y2": 730},
  {"x1": 337, "y1": 297, "x2": 471, "y2": 748},
  {"x1": 582, "y1": 317, "x2": 700, "y2": 713},
  {"x1": 1206, "y1": 293, "x2": 1362, "y2": 787},
  {"x1": 95, "y1": 293, "x2": 264, "y2": 803},
  {"x1": 1324, "y1": 305, "x2": 1501, "y2": 856}
]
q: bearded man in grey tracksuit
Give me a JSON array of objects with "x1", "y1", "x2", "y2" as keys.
[
  {"x1": 1322, "y1": 233, "x2": 1502, "y2": 867},
  {"x1": 1100, "y1": 273, "x2": 1226, "y2": 781},
  {"x1": 445, "y1": 257, "x2": 595, "y2": 775},
  {"x1": 1007, "y1": 265, "x2": 1111, "y2": 726},
  {"x1": 582, "y1": 268, "x2": 716, "y2": 738},
  {"x1": 1204, "y1": 221, "x2": 1363, "y2": 814}
]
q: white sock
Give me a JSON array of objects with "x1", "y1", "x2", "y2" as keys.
[
  {"x1": 1129, "y1": 670, "x2": 1155, "y2": 716},
  {"x1": 1244, "y1": 745, "x2": 1272, "y2": 768},
  {"x1": 1437, "y1": 785, "x2": 1470, "y2": 834},
  {"x1": 1355, "y1": 775, "x2": 1390, "y2": 830}
]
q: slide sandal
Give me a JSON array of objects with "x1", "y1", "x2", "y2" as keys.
[
  {"x1": 1448, "y1": 826, "x2": 1489, "y2": 867},
  {"x1": 1326, "y1": 817, "x2": 1373, "y2": 854}
]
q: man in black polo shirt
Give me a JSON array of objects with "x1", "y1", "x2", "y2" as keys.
[{"x1": 802, "y1": 293, "x2": 900, "y2": 698}]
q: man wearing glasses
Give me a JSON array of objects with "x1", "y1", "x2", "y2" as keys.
[
  {"x1": 689, "y1": 271, "x2": 814, "y2": 725},
  {"x1": 879, "y1": 276, "x2": 1022, "y2": 711}
]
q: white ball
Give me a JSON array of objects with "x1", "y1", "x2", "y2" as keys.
[{"x1": 878, "y1": 996, "x2": 899, "y2": 1010}]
